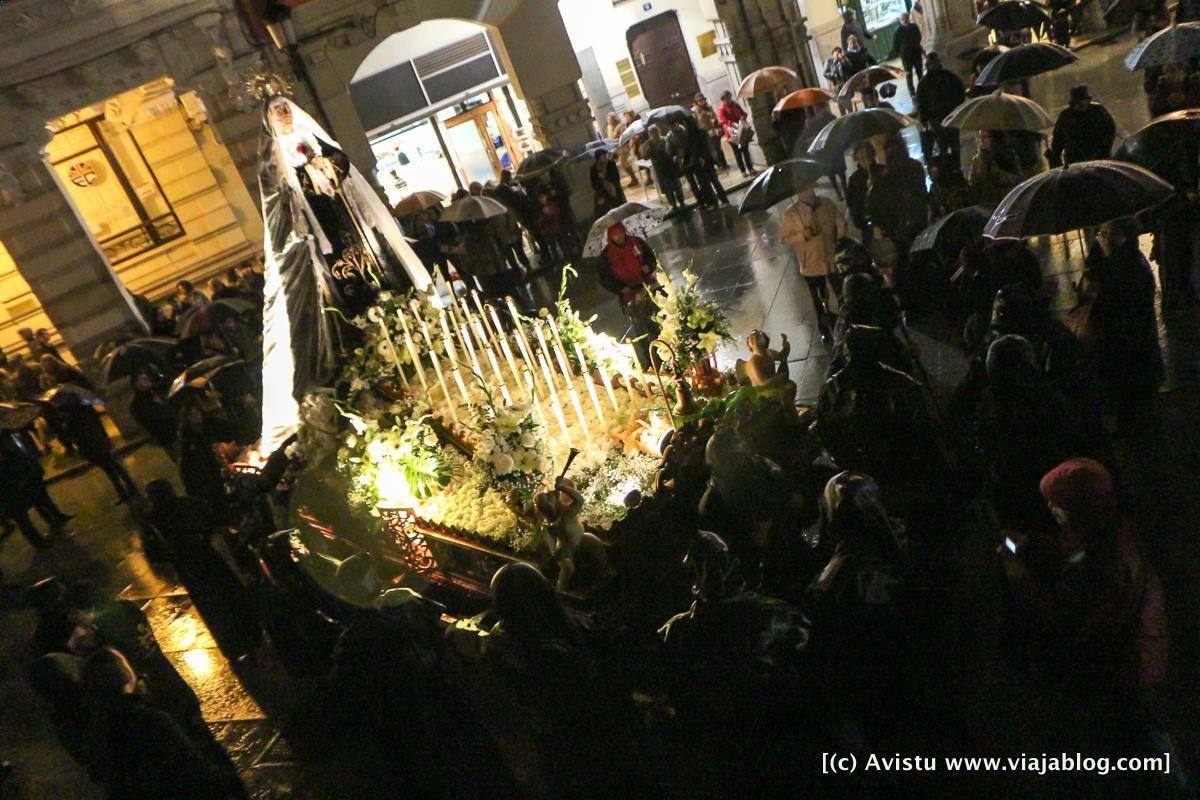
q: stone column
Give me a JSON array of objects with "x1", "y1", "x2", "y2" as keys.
[
  {"x1": 496, "y1": 6, "x2": 596, "y2": 225},
  {"x1": 0, "y1": 148, "x2": 147, "y2": 361}
]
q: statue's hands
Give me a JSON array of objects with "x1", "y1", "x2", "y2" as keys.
[{"x1": 311, "y1": 156, "x2": 340, "y2": 186}]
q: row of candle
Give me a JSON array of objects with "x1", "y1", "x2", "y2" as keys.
[{"x1": 375, "y1": 290, "x2": 652, "y2": 450}]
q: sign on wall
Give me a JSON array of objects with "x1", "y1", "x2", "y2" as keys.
[{"x1": 697, "y1": 30, "x2": 718, "y2": 58}]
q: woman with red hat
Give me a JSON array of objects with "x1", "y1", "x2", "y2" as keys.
[{"x1": 597, "y1": 223, "x2": 660, "y2": 369}]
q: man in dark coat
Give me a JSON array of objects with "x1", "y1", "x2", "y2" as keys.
[
  {"x1": 0, "y1": 431, "x2": 71, "y2": 549},
  {"x1": 82, "y1": 647, "x2": 245, "y2": 799},
  {"x1": 49, "y1": 399, "x2": 140, "y2": 503},
  {"x1": 891, "y1": 12, "x2": 924, "y2": 93},
  {"x1": 130, "y1": 371, "x2": 178, "y2": 453},
  {"x1": 1047, "y1": 85, "x2": 1116, "y2": 167},
  {"x1": 840, "y1": 8, "x2": 875, "y2": 50},
  {"x1": 916, "y1": 52, "x2": 967, "y2": 166}
]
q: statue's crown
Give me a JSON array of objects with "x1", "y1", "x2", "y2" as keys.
[{"x1": 244, "y1": 70, "x2": 293, "y2": 102}]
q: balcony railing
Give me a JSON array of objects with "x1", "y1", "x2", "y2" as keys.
[{"x1": 98, "y1": 213, "x2": 184, "y2": 265}]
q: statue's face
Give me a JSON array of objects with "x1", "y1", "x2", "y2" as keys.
[{"x1": 270, "y1": 101, "x2": 294, "y2": 135}]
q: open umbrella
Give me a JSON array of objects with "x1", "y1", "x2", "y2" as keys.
[
  {"x1": 169, "y1": 356, "x2": 247, "y2": 399},
  {"x1": 515, "y1": 148, "x2": 569, "y2": 179},
  {"x1": 1115, "y1": 109, "x2": 1200, "y2": 188},
  {"x1": 773, "y1": 88, "x2": 835, "y2": 114},
  {"x1": 38, "y1": 383, "x2": 104, "y2": 407},
  {"x1": 984, "y1": 160, "x2": 1175, "y2": 238},
  {"x1": 570, "y1": 140, "x2": 619, "y2": 164},
  {"x1": 977, "y1": 1, "x2": 1052, "y2": 33},
  {"x1": 440, "y1": 195, "x2": 510, "y2": 223},
  {"x1": 941, "y1": 90, "x2": 1054, "y2": 131},
  {"x1": 617, "y1": 119, "x2": 647, "y2": 148},
  {"x1": 838, "y1": 65, "x2": 904, "y2": 98},
  {"x1": 960, "y1": 44, "x2": 1009, "y2": 71},
  {"x1": 1124, "y1": 22, "x2": 1200, "y2": 70},
  {"x1": 807, "y1": 108, "x2": 917, "y2": 154},
  {"x1": 176, "y1": 299, "x2": 256, "y2": 340},
  {"x1": 911, "y1": 206, "x2": 992, "y2": 255},
  {"x1": 645, "y1": 105, "x2": 692, "y2": 127},
  {"x1": 974, "y1": 42, "x2": 1077, "y2": 86},
  {"x1": 0, "y1": 402, "x2": 42, "y2": 431},
  {"x1": 582, "y1": 202, "x2": 669, "y2": 257},
  {"x1": 97, "y1": 337, "x2": 180, "y2": 384},
  {"x1": 736, "y1": 66, "x2": 797, "y2": 99},
  {"x1": 392, "y1": 190, "x2": 446, "y2": 217},
  {"x1": 736, "y1": 159, "x2": 827, "y2": 214}
]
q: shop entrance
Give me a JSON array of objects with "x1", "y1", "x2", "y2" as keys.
[{"x1": 442, "y1": 99, "x2": 522, "y2": 186}]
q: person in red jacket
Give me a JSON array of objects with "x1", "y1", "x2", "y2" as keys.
[
  {"x1": 598, "y1": 223, "x2": 660, "y2": 368},
  {"x1": 717, "y1": 91, "x2": 755, "y2": 177}
]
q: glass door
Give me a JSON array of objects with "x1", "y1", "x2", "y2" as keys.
[{"x1": 442, "y1": 99, "x2": 523, "y2": 186}]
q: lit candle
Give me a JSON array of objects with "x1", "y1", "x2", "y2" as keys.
[
  {"x1": 590, "y1": 342, "x2": 621, "y2": 414},
  {"x1": 413, "y1": 309, "x2": 458, "y2": 421},
  {"x1": 573, "y1": 342, "x2": 606, "y2": 426},
  {"x1": 395, "y1": 309, "x2": 429, "y2": 394},
  {"x1": 471, "y1": 316, "x2": 507, "y2": 391},
  {"x1": 457, "y1": 322, "x2": 488, "y2": 395},
  {"x1": 438, "y1": 310, "x2": 471, "y2": 405},
  {"x1": 471, "y1": 290, "x2": 498, "y2": 341},
  {"x1": 533, "y1": 322, "x2": 561, "y2": 390},
  {"x1": 505, "y1": 296, "x2": 539, "y2": 384},
  {"x1": 374, "y1": 318, "x2": 410, "y2": 389},
  {"x1": 537, "y1": 352, "x2": 572, "y2": 446},
  {"x1": 487, "y1": 304, "x2": 526, "y2": 400}
]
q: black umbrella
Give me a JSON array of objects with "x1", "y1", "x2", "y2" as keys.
[
  {"x1": 569, "y1": 140, "x2": 618, "y2": 164},
  {"x1": 911, "y1": 206, "x2": 992, "y2": 255},
  {"x1": 974, "y1": 42, "x2": 1077, "y2": 86},
  {"x1": 515, "y1": 148, "x2": 569, "y2": 178},
  {"x1": 984, "y1": 160, "x2": 1175, "y2": 238},
  {"x1": 1115, "y1": 109, "x2": 1200, "y2": 188},
  {"x1": 737, "y1": 159, "x2": 828, "y2": 214},
  {"x1": 806, "y1": 108, "x2": 916, "y2": 154},
  {"x1": 97, "y1": 337, "x2": 180, "y2": 384},
  {"x1": 38, "y1": 383, "x2": 104, "y2": 407},
  {"x1": 169, "y1": 356, "x2": 247, "y2": 399},
  {"x1": 645, "y1": 105, "x2": 692, "y2": 127},
  {"x1": 1125, "y1": 22, "x2": 1200, "y2": 70},
  {"x1": 977, "y1": 1, "x2": 1051, "y2": 33},
  {"x1": 0, "y1": 402, "x2": 42, "y2": 431}
]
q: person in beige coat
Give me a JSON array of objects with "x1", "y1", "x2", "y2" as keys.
[
  {"x1": 607, "y1": 112, "x2": 639, "y2": 187},
  {"x1": 780, "y1": 188, "x2": 847, "y2": 340}
]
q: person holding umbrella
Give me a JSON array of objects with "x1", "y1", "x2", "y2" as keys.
[
  {"x1": 846, "y1": 141, "x2": 881, "y2": 245},
  {"x1": 969, "y1": 130, "x2": 1024, "y2": 205},
  {"x1": 916, "y1": 52, "x2": 967, "y2": 165},
  {"x1": 597, "y1": 223, "x2": 661, "y2": 370},
  {"x1": 606, "y1": 112, "x2": 640, "y2": 187},
  {"x1": 869, "y1": 135, "x2": 929, "y2": 284},
  {"x1": 717, "y1": 91, "x2": 755, "y2": 177},
  {"x1": 590, "y1": 149, "x2": 626, "y2": 216},
  {"x1": 640, "y1": 126, "x2": 685, "y2": 208},
  {"x1": 1074, "y1": 219, "x2": 1164, "y2": 433},
  {"x1": 1047, "y1": 85, "x2": 1116, "y2": 167},
  {"x1": 780, "y1": 187, "x2": 848, "y2": 341},
  {"x1": 130, "y1": 370, "x2": 179, "y2": 455}
]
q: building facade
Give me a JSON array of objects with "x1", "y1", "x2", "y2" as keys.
[{"x1": 0, "y1": 0, "x2": 981, "y2": 364}]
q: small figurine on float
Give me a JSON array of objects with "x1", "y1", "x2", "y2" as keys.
[
  {"x1": 535, "y1": 476, "x2": 587, "y2": 591},
  {"x1": 735, "y1": 330, "x2": 797, "y2": 407},
  {"x1": 736, "y1": 330, "x2": 790, "y2": 386}
]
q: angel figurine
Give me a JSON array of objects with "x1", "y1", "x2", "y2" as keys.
[
  {"x1": 736, "y1": 330, "x2": 790, "y2": 386},
  {"x1": 534, "y1": 476, "x2": 586, "y2": 591}
]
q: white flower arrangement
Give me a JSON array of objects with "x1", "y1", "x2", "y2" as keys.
[
  {"x1": 472, "y1": 400, "x2": 551, "y2": 506},
  {"x1": 652, "y1": 268, "x2": 732, "y2": 371},
  {"x1": 337, "y1": 402, "x2": 452, "y2": 513}
]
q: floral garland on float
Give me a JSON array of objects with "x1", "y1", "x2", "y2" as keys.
[{"x1": 295, "y1": 275, "x2": 732, "y2": 590}]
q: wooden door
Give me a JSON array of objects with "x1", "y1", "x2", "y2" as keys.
[{"x1": 626, "y1": 12, "x2": 700, "y2": 109}]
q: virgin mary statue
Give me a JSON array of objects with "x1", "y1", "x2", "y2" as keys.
[{"x1": 256, "y1": 85, "x2": 432, "y2": 456}]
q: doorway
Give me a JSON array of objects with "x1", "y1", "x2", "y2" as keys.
[
  {"x1": 442, "y1": 99, "x2": 521, "y2": 186},
  {"x1": 626, "y1": 11, "x2": 700, "y2": 109}
]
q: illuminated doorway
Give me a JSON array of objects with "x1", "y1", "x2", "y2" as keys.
[{"x1": 441, "y1": 98, "x2": 521, "y2": 186}]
